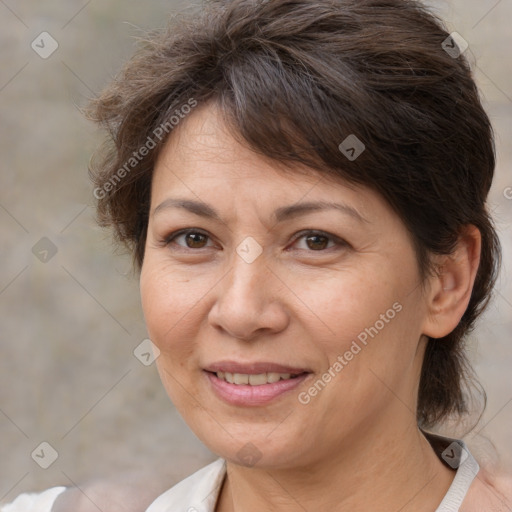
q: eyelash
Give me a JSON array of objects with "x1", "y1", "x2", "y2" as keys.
[{"x1": 162, "y1": 228, "x2": 349, "y2": 253}]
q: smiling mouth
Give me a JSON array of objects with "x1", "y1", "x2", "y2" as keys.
[
  {"x1": 211, "y1": 371, "x2": 305, "y2": 386},
  {"x1": 204, "y1": 366, "x2": 311, "y2": 406}
]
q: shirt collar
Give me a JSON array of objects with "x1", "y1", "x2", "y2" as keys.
[{"x1": 146, "y1": 458, "x2": 226, "y2": 512}]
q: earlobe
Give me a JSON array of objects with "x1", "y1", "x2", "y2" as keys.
[{"x1": 422, "y1": 225, "x2": 482, "y2": 339}]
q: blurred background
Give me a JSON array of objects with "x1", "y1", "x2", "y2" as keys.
[{"x1": 0, "y1": 0, "x2": 510, "y2": 504}]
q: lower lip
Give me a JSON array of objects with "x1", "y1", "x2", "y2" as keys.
[{"x1": 205, "y1": 371, "x2": 310, "y2": 406}]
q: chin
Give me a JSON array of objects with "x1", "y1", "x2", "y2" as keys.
[{"x1": 194, "y1": 422, "x2": 313, "y2": 470}]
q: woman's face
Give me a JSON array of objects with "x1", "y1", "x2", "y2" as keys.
[{"x1": 140, "y1": 103, "x2": 432, "y2": 469}]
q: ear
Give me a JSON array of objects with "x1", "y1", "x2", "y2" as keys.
[{"x1": 422, "y1": 225, "x2": 481, "y2": 339}]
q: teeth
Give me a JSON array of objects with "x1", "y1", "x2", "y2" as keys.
[
  {"x1": 216, "y1": 371, "x2": 299, "y2": 385},
  {"x1": 267, "y1": 372, "x2": 281, "y2": 383},
  {"x1": 249, "y1": 374, "x2": 267, "y2": 385},
  {"x1": 233, "y1": 373, "x2": 249, "y2": 385}
]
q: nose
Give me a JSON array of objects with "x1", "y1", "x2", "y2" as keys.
[{"x1": 207, "y1": 253, "x2": 290, "y2": 342}]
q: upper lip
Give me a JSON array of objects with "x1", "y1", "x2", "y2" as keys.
[{"x1": 204, "y1": 360, "x2": 311, "y2": 375}]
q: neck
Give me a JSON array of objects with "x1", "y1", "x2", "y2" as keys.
[{"x1": 216, "y1": 417, "x2": 456, "y2": 512}]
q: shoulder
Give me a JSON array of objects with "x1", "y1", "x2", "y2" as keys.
[
  {"x1": 51, "y1": 480, "x2": 160, "y2": 512},
  {"x1": 1, "y1": 482, "x2": 162, "y2": 512},
  {"x1": 53, "y1": 460, "x2": 223, "y2": 512},
  {"x1": 1, "y1": 459, "x2": 221, "y2": 512},
  {"x1": 460, "y1": 466, "x2": 512, "y2": 511},
  {"x1": 0, "y1": 487, "x2": 66, "y2": 512},
  {"x1": 52, "y1": 471, "x2": 194, "y2": 512}
]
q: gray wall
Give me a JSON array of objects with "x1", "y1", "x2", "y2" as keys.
[{"x1": 0, "y1": 0, "x2": 510, "y2": 503}]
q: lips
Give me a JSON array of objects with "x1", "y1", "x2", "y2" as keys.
[
  {"x1": 204, "y1": 360, "x2": 310, "y2": 375},
  {"x1": 203, "y1": 360, "x2": 312, "y2": 406}
]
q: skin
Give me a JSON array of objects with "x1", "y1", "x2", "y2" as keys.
[{"x1": 139, "y1": 102, "x2": 483, "y2": 512}]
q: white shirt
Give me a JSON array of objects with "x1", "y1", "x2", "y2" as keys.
[{"x1": 0, "y1": 431, "x2": 480, "y2": 512}]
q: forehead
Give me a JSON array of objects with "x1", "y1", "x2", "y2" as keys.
[
  {"x1": 154, "y1": 103, "x2": 318, "y2": 184},
  {"x1": 151, "y1": 102, "x2": 385, "y2": 223}
]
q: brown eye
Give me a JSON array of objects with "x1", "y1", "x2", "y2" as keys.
[
  {"x1": 292, "y1": 230, "x2": 344, "y2": 252},
  {"x1": 184, "y1": 232, "x2": 209, "y2": 248},
  {"x1": 306, "y1": 234, "x2": 330, "y2": 250},
  {"x1": 165, "y1": 229, "x2": 213, "y2": 250}
]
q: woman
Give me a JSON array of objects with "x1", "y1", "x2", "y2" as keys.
[{"x1": 2, "y1": 0, "x2": 511, "y2": 510}]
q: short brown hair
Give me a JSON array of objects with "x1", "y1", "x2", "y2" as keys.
[{"x1": 87, "y1": 0, "x2": 501, "y2": 428}]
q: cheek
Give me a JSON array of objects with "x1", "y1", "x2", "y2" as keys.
[
  {"x1": 311, "y1": 271, "x2": 424, "y2": 414},
  {"x1": 139, "y1": 257, "x2": 215, "y2": 355},
  {"x1": 140, "y1": 259, "x2": 211, "y2": 410},
  {"x1": 299, "y1": 262, "x2": 423, "y2": 400},
  {"x1": 298, "y1": 267, "x2": 403, "y2": 349}
]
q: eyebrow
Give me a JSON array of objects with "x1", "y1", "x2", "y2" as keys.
[{"x1": 152, "y1": 198, "x2": 368, "y2": 224}]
